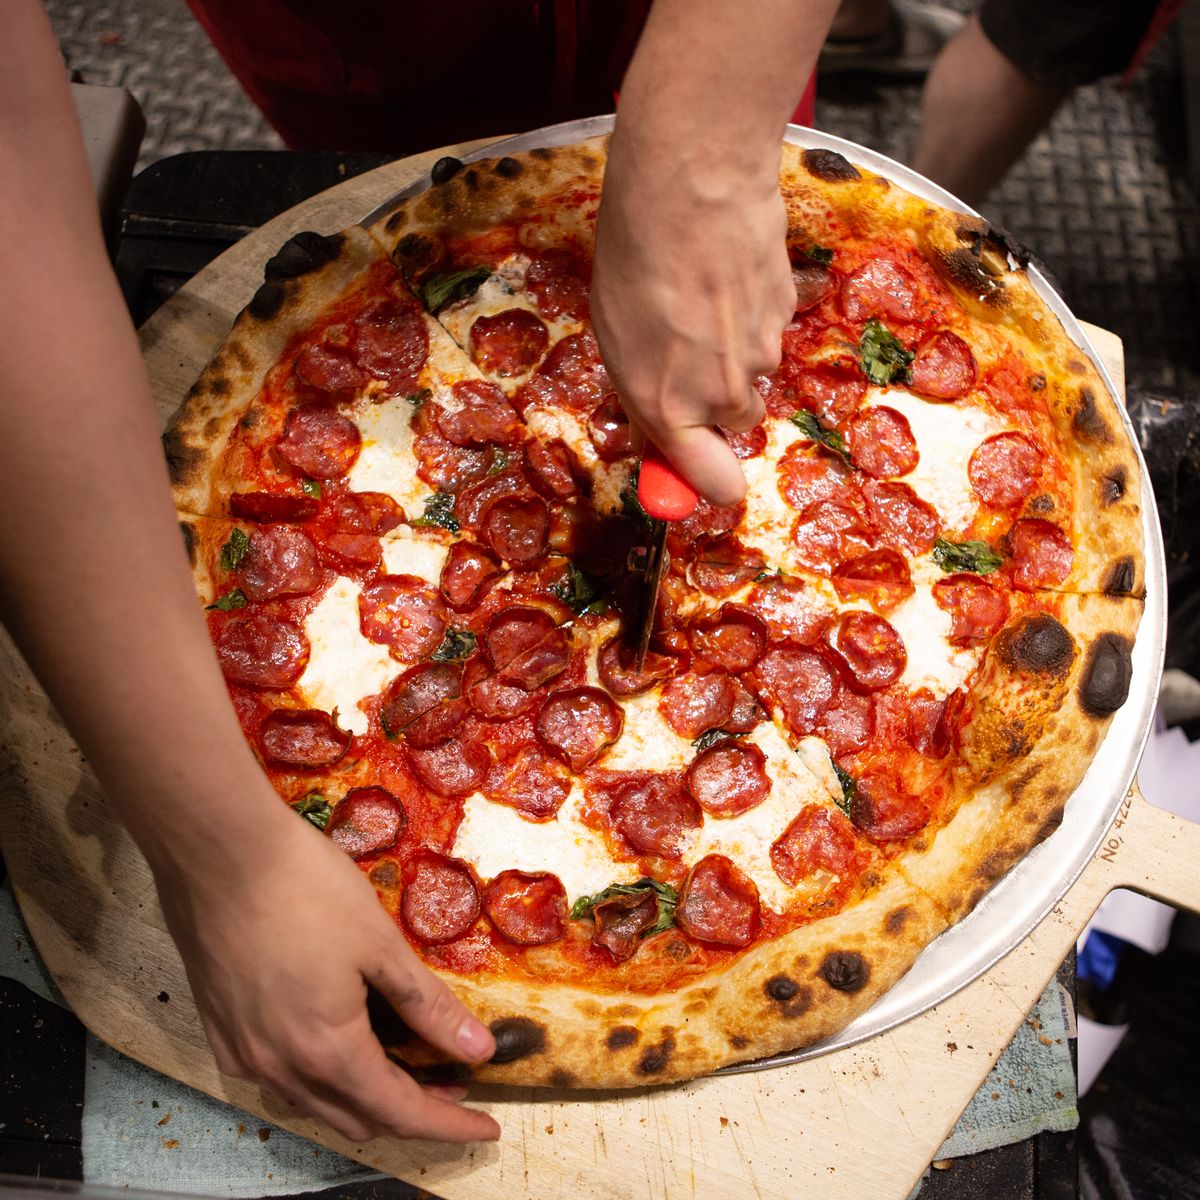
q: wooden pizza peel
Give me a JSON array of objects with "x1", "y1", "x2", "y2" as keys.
[{"x1": 3, "y1": 139, "x2": 1199, "y2": 1199}]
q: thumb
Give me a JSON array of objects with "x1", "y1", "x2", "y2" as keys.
[{"x1": 640, "y1": 422, "x2": 748, "y2": 508}]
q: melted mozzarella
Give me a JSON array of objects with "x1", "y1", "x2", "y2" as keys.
[
  {"x1": 602, "y1": 689, "x2": 694, "y2": 772},
  {"x1": 298, "y1": 578, "x2": 395, "y2": 735},
  {"x1": 345, "y1": 399, "x2": 428, "y2": 516},
  {"x1": 523, "y1": 406, "x2": 630, "y2": 514},
  {"x1": 739, "y1": 417, "x2": 806, "y2": 569},
  {"x1": 886, "y1": 585, "x2": 982, "y2": 698},
  {"x1": 380, "y1": 530, "x2": 449, "y2": 581}
]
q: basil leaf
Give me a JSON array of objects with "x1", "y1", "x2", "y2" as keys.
[
  {"x1": 569, "y1": 878, "x2": 679, "y2": 937},
  {"x1": 220, "y1": 527, "x2": 250, "y2": 572},
  {"x1": 619, "y1": 466, "x2": 652, "y2": 529},
  {"x1": 419, "y1": 267, "x2": 491, "y2": 313},
  {"x1": 406, "y1": 388, "x2": 431, "y2": 409},
  {"x1": 932, "y1": 536, "x2": 1004, "y2": 576},
  {"x1": 692, "y1": 728, "x2": 749, "y2": 753},
  {"x1": 206, "y1": 588, "x2": 248, "y2": 612},
  {"x1": 486, "y1": 446, "x2": 509, "y2": 476},
  {"x1": 300, "y1": 478, "x2": 322, "y2": 499},
  {"x1": 293, "y1": 793, "x2": 332, "y2": 831},
  {"x1": 859, "y1": 319, "x2": 915, "y2": 386},
  {"x1": 832, "y1": 763, "x2": 857, "y2": 818},
  {"x1": 805, "y1": 245, "x2": 833, "y2": 266},
  {"x1": 552, "y1": 561, "x2": 607, "y2": 616},
  {"x1": 789, "y1": 410, "x2": 854, "y2": 468},
  {"x1": 432, "y1": 628, "x2": 477, "y2": 662},
  {"x1": 413, "y1": 492, "x2": 460, "y2": 531},
  {"x1": 754, "y1": 567, "x2": 783, "y2": 583}
]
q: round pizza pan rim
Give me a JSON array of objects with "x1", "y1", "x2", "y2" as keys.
[{"x1": 374, "y1": 116, "x2": 1167, "y2": 1070}]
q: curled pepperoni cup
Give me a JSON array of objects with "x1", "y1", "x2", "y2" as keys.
[
  {"x1": 352, "y1": 296, "x2": 429, "y2": 391},
  {"x1": 483, "y1": 870, "x2": 568, "y2": 945},
  {"x1": 592, "y1": 891, "x2": 660, "y2": 962},
  {"x1": 454, "y1": 467, "x2": 529, "y2": 533},
  {"x1": 851, "y1": 774, "x2": 931, "y2": 842},
  {"x1": 536, "y1": 687, "x2": 624, "y2": 771},
  {"x1": 817, "y1": 689, "x2": 875, "y2": 758},
  {"x1": 215, "y1": 613, "x2": 309, "y2": 689},
  {"x1": 440, "y1": 540, "x2": 503, "y2": 610},
  {"x1": 597, "y1": 635, "x2": 677, "y2": 697},
  {"x1": 689, "y1": 606, "x2": 768, "y2": 671},
  {"x1": 237, "y1": 526, "x2": 323, "y2": 602},
  {"x1": 294, "y1": 339, "x2": 365, "y2": 395},
  {"x1": 380, "y1": 662, "x2": 466, "y2": 747},
  {"x1": 862, "y1": 480, "x2": 939, "y2": 556},
  {"x1": 783, "y1": 363, "x2": 867, "y2": 425},
  {"x1": 525, "y1": 438, "x2": 581, "y2": 500},
  {"x1": 463, "y1": 657, "x2": 542, "y2": 720},
  {"x1": 676, "y1": 855, "x2": 761, "y2": 948},
  {"x1": 659, "y1": 671, "x2": 737, "y2": 740},
  {"x1": 847, "y1": 406, "x2": 919, "y2": 479},
  {"x1": 229, "y1": 492, "x2": 319, "y2": 524},
  {"x1": 406, "y1": 735, "x2": 491, "y2": 798},
  {"x1": 840, "y1": 259, "x2": 919, "y2": 324},
  {"x1": 969, "y1": 433, "x2": 1043, "y2": 510},
  {"x1": 328, "y1": 491, "x2": 404, "y2": 535},
  {"x1": 829, "y1": 611, "x2": 907, "y2": 693},
  {"x1": 259, "y1": 708, "x2": 351, "y2": 768},
  {"x1": 482, "y1": 493, "x2": 550, "y2": 564},
  {"x1": 322, "y1": 531, "x2": 381, "y2": 568},
  {"x1": 909, "y1": 330, "x2": 977, "y2": 401},
  {"x1": 770, "y1": 804, "x2": 864, "y2": 888},
  {"x1": 610, "y1": 778, "x2": 701, "y2": 858},
  {"x1": 358, "y1": 575, "x2": 448, "y2": 662},
  {"x1": 435, "y1": 379, "x2": 524, "y2": 447},
  {"x1": 753, "y1": 645, "x2": 838, "y2": 733},
  {"x1": 588, "y1": 394, "x2": 633, "y2": 461},
  {"x1": 832, "y1": 549, "x2": 914, "y2": 613},
  {"x1": 469, "y1": 309, "x2": 550, "y2": 378},
  {"x1": 525, "y1": 248, "x2": 591, "y2": 320},
  {"x1": 791, "y1": 262, "x2": 836, "y2": 313},
  {"x1": 277, "y1": 404, "x2": 362, "y2": 479},
  {"x1": 1005, "y1": 518, "x2": 1074, "y2": 590},
  {"x1": 688, "y1": 536, "x2": 767, "y2": 599},
  {"x1": 686, "y1": 740, "x2": 771, "y2": 817},
  {"x1": 744, "y1": 573, "x2": 832, "y2": 645},
  {"x1": 725, "y1": 679, "x2": 766, "y2": 733},
  {"x1": 932, "y1": 574, "x2": 1010, "y2": 645},
  {"x1": 401, "y1": 850, "x2": 481, "y2": 945},
  {"x1": 482, "y1": 746, "x2": 571, "y2": 820},
  {"x1": 328, "y1": 787, "x2": 407, "y2": 859},
  {"x1": 484, "y1": 606, "x2": 570, "y2": 689},
  {"x1": 790, "y1": 500, "x2": 875, "y2": 573},
  {"x1": 777, "y1": 442, "x2": 855, "y2": 510},
  {"x1": 722, "y1": 423, "x2": 768, "y2": 460}
]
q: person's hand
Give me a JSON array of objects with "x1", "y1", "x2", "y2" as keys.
[
  {"x1": 592, "y1": 127, "x2": 795, "y2": 506},
  {"x1": 150, "y1": 801, "x2": 500, "y2": 1144}
]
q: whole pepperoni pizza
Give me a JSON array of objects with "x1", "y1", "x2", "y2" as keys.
[{"x1": 167, "y1": 137, "x2": 1144, "y2": 1086}]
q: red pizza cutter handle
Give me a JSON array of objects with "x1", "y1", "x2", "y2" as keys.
[{"x1": 637, "y1": 442, "x2": 699, "y2": 522}]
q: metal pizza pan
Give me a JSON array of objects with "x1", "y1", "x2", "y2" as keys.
[{"x1": 359, "y1": 115, "x2": 1167, "y2": 1069}]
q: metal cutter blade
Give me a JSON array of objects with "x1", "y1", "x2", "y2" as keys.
[{"x1": 634, "y1": 518, "x2": 669, "y2": 670}]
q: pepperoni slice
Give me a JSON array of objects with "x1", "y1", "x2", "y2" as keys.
[
  {"x1": 483, "y1": 871, "x2": 567, "y2": 945},
  {"x1": 792, "y1": 263, "x2": 836, "y2": 313},
  {"x1": 536, "y1": 687, "x2": 623, "y2": 770},
  {"x1": 463, "y1": 656, "x2": 542, "y2": 719},
  {"x1": 482, "y1": 493, "x2": 549, "y2": 563},
  {"x1": 259, "y1": 708, "x2": 350, "y2": 767},
  {"x1": 237, "y1": 526, "x2": 322, "y2": 602},
  {"x1": 352, "y1": 297, "x2": 429, "y2": 392},
  {"x1": 483, "y1": 606, "x2": 570, "y2": 688},
  {"x1": 723, "y1": 423, "x2": 769, "y2": 459},
  {"x1": 686, "y1": 740, "x2": 771, "y2": 817},
  {"x1": 910, "y1": 330, "x2": 976, "y2": 400},
  {"x1": 1005, "y1": 518, "x2": 1074, "y2": 589},
  {"x1": 848, "y1": 407, "x2": 918, "y2": 479},
  {"x1": 689, "y1": 538, "x2": 767, "y2": 599},
  {"x1": 535, "y1": 330, "x2": 610, "y2": 406},
  {"x1": 277, "y1": 405, "x2": 362, "y2": 479},
  {"x1": 470, "y1": 308, "x2": 550, "y2": 377},
  {"x1": 482, "y1": 746, "x2": 571, "y2": 819},
  {"x1": 851, "y1": 773, "x2": 931, "y2": 841},
  {"x1": 771, "y1": 805, "x2": 863, "y2": 887},
  {"x1": 439, "y1": 540, "x2": 503, "y2": 609},
  {"x1": 328, "y1": 491, "x2": 404, "y2": 535},
  {"x1": 932, "y1": 574, "x2": 1010, "y2": 644},
  {"x1": 454, "y1": 466, "x2": 530, "y2": 533},
  {"x1": 832, "y1": 549, "x2": 914, "y2": 612},
  {"x1": 597, "y1": 636, "x2": 677, "y2": 697},
  {"x1": 410, "y1": 405, "x2": 490, "y2": 494},
  {"x1": 753, "y1": 646, "x2": 837, "y2": 732},
  {"x1": 725, "y1": 679, "x2": 765, "y2": 733},
  {"x1": 829, "y1": 611, "x2": 906, "y2": 692},
  {"x1": 229, "y1": 492, "x2": 318, "y2": 524},
  {"x1": 791, "y1": 501, "x2": 875, "y2": 572},
  {"x1": 321, "y1": 531, "x2": 381, "y2": 567},
  {"x1": 214, "y1": 613, "x2": 308, "y2": 689},
  {"x1": 744, "y1": 574, "x2": 832, "y2": 645},
  {"x1": 588, "y1": 394, "x2": 633, "y2": 461},
  {"x1": 358, "y1": 575, "x2": 447, "y2": 661},
  {"x1": 525, "y1": 438, "x2": 581, "y2": 500},
  {"x1": 659, "y1": 671, "x2": 737, "y2": 740},
  {"x1": 592, "y1": 891, "x2": 659, "y2": 962},
  {"x1": 783, "y1": 364, "x2": 867, "y2": 424},
  {"x1": 406, "y1": 735, "x2": 491, "y2": 798},
  {"x1": 380, "y1": 662, "x2": 466, "y2": 747},
  {"x1": 610, "y1": 778, "x2": 701, "y2": 858},
  {"x1": 862, "y1": 480, "x2": 939, "y2": 555},
  {"x1": 969, "y1": 433, "x2": 1042, "y2": 510},
  {"x1": 435, "y1": 379, "x2": 524, "y2": 447},
  {"x1": 778, "y1": 443, "x2": 855, "y2": 510},
  {"x1": 689, "y1": 606, "x2": 768, "y2": 671},
  {"x1": 526, "y1": 249, "x2": 591, "y2": 320},
  {"x1": 329, "y1": 786, "x2": 407, "y2": 858},
  {"x1": 677, "y1": 855, "x2": 761, "y2": 947},
  {"x1": 668, "y1": 498, "x2": 745, "y2": 552},
  {"x1": 818, "y1": 690, "x2": 875, "y2": 758},
  {"x1": 294, "y1": 339, "x2": 365, "y2": 395},
  {"x1": 401, "y1": 850, "x2": 481, "y2": 944},
  {"x1": 906, "y1": 688, "x2": 954, "y2": 758},
  {"x1": 841, "y1": 259, "x2": 919, "y2": 323}
]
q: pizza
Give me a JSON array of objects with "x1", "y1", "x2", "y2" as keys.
[{"x1": 165, "y1": 135, "x2": 1144, "y2": 1088}]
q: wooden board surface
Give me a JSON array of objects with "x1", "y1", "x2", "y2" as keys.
[{"x1": 4, "y1": 145, "x2": 1200, "y2": 1199}]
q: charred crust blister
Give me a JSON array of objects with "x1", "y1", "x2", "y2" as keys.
[
  {"x1": 988, "y1": 226, "x2": 1033, "y2": 270},
  {"x1": 1100, "y1": 466, "x2": 1128, "y2": 506},
  {"x1": 802, "y1": 148, "x2": 861, "y2": 183},
  {"x1": 764, "y1": 974, "x2": 813, "y2": 1017},
  {"x1": 494, "y1": 156, "x2": 522, "y2": 178},
  {"x1": 940, "y1": 248, "x2": 1006, "y2": 307},
  {"x1": 821, "y1": 951, "x2": 869, "y2": 993},
  {"x1": 247, "y1": 280, "x2": 287, "y2": 321},
  {"x1": 1103, "y1": 556, "x2": 1137, "y2": 596},
  {"x1": 605, "y1": 1025, "x2": 639, "y2": 1051},
  {"x1": 997, "y1": 614, "x2": 1075, "y2": 678},
  {"x1": 549, "y1": 1068, "x2": 575, "y2": 1088},
  {"x1": 1080, "y1": 633, "x2": 1133, "y2": 717},
  {"x1": 263, "y1": 230, "x2": 344, "y2": 282},
  {"x1": 1071, "y1": 387, "x2": 1115, "y2": 446},
  {"x1": 162, "y1": 429, "x2": 202, "y2": 486},
  {"x1": 885, "y1": 906, "x2": 911, "y2": 935},
  {"x1": 431, "y1": 156, "x2": 463, "y2": 184},
  {"x1": 636, "y1": 1033, "x2": 676, "y2": 1075},
  {"x1": 488, "y1": 1016, "x2": 546, "y2": 1063}
]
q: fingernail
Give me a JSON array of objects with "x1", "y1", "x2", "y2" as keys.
[
  {"x1": 456, "y1": 1018, "x2": 493, "y2": 1060},
  {"x1": 428, "y1": 1084, "x2": 470, "y2": 1102}
]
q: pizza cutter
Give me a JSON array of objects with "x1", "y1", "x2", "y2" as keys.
[{"x1": 633, "y1": 442, "x2": 699, "y2": 670}]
